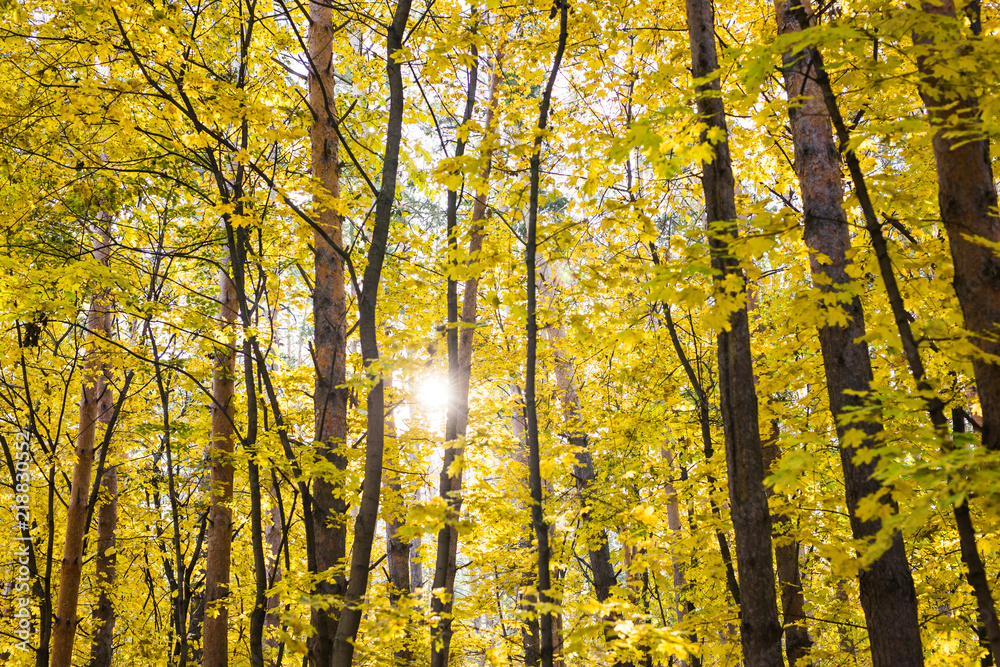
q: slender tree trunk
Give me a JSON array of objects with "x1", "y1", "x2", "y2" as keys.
[
  {"x1": 524, "y1": 6, "x2": 569, "y2": 667},
  {"x1": 774, "y1": 5, "x2": 923, "y2": 666},
  {"x1": 308, "y1": 0, "x2": 349, "y2": 661},
  {"x1": 762, "y1": 436, "x2": 812, "y2": 667},
  {"x1": 431, "y1": 40, "x2": 481, "y2": 666},
  {"x1": 662, "y1": 449, "x2": 686, "y2": 625},
  {"x1": 51, "y1": 221, "x2": 114, "y2": 667},
  {"x1": 410, "y1": 487, "x2": 424, "y2": 593},
  {"x1": 88, "y1": 218, "x2": 118, "y2": 667},
  {"x1": 916, "y1": 0, "x2": 1000, "y2": 453},
  {"x1": 684, "y1": 1, "x2": 784, "y2": 665},
  {"x1": 651, "y1": 254, "x2": 740, "y2": 609},
  {"x1": 264, "y1": 484, "x2": 285, "y2": 667},
  {"x1": 330, "y1": 2, "x2": 411, "y2": 663},
  {"x1": 952, "y1": 410, "x2": 1000, "y2": 662},
  {"x1": 513, "y1": 396, "x2": 541, "y2": 667},
  {"x1": 539, "y1": 266, "x2": 631, "y2": 667},
  {"x1": 88, "y1": 404, "x2": 116, "y2": 667},
  {"x1": 384, "y1": 375, "x2": 414, "y2": 666},
  {"x1": 430, "y1": 56, "x2": 503, "y2": 667},
  {"x1": 202, "y1": 264, "x2": 239, "y2": 667}
]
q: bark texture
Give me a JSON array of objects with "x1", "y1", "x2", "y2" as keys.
[
  {"x1": 202, "y1": 265, "x2": 239, "y2": 667},
  {"x1": 308, "y1": 0, "x2": 349, "y2": 661},
  {"x1": 917, "y1": 0, "x2": 1000, "y2": 453},
  {"x1": 330, "y1": 1, "x2": 411, "y2": 663},
  {"x1": 684, "y1": 0, "x2": 784, "y2": 664},
  {"x1": 775, "y1": 5, "x2": 923, "y2": 667},
  {"x1": 51, "y1": 222, "x2": 114, "y2": 667}
]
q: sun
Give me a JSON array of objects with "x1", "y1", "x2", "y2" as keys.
[{"x1": 416, "y1": 376, "x2": 450, "y2": 413}]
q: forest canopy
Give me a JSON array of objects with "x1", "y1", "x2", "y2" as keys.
[{"x1": 1, "y1": 0, "x2": 1000, "y2": 665}]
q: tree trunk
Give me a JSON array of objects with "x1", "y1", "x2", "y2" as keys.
[
  {"x1": 330, "y1": 2, "x2": 411, "y2": 663},
  {"x1": 952, "y1": 410, "x2": 1000, "y2": 662},
  {"x1": 202, "y1": 264, "x2": 239, "y2": 667},
  {"x1": 539, "y1": 266, "x2": 631, "y2": 667},
  {"x1": 430, "y1": 55, "x2": 502, "y2": 667},
  {"x1": 51, "y1": 220, "x2": 114, "y2": 667},
  {"x1": 524, "y1": 7, "x2": 569, "y2": 667},
  {"x1": 513, "y1": 397, "x2": 540, "y2": 667},
  {"x1": 384, "y1": 375, "x2": 414, "y2": 666},
  {"x1": 762, "y1": 435, "x2": 812, "y2": 667},
  {"x1": 88, "y1": 218, "x2": 118, "y2": 667},
  {"x1": 88, "y1": 420, "x2": 117, "y2": 667},
  {"x1": 308, "y1": 0, "x2": 349, "y2": 661},
  {"x1": 774, "y1": 5, "x2": 923, "y2": 667},
  {"x1": 684, "y1": 1, "x2": 784, "y2": 665},
  {"x1": 917, "y1": 0, "x2": 1000, "y2": 453},
  {"x1": 264, "y1": 483, "x2": 285, "y2": 667}
]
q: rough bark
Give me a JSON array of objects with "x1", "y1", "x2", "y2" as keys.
[
  {"x1": 774, "y1": 5, "x2": 923, "y2": 666},
  {"x1": 684, "y1": 0, "x2": 784, "y2": 664},
  {"x1": 51, "y1": 221, "x2": 114, "y2": 667},
  {"x1": 524, "y1": 6, "x2": 568, "y2": 667},
  {"x1": 308, "y1": 0, "x2": 349, "y2": 661},
  {"x1": 202, "y1": 264, "x2": 239, "y2": 667},
  {"x1": 791, "y1": 6, "x2": 1000, "y2": 663},
  {"x1": 329, "y1": 1, "x2": 411, "y2": 663},
  {"x1": 916, "y1": 0, "x2": 1000, "y2": 453}
]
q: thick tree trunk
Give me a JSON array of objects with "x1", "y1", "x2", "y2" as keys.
[
  {"x1": 308, "y1": 0, "x2": 349, "y2": 661},
  {"x1": 686, "y1": 0, "x2": 793, "y2": 662},
  {"x1": 51, "y1": 222, "x2": 114, "y2": 667},
  {"x1": 330, "y1": 2, "x2": 411, "y2": 664},
  {"x1": 202, "y1": 265, "x2": 239, "y2": 667},
  {"x1": 917, "y1": 0, "x2": 1000, "y2": 453},
  {"x1": 774, "y1": 5, "x2": 923, "y2": 667},
  {"x1": 684, "y1": 1, "x2": 784, "y2": 665}
]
